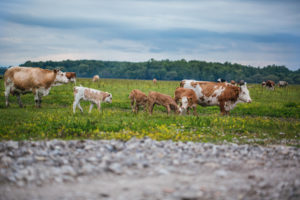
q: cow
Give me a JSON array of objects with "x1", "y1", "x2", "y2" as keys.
[
  {"x1": 217, "y1": 78, "x2": 226, "y2": 83},
  {"x1": 4, "y1": 66, "x2": 70, "y2": 108},
  {"x1": 148, "y1": 91, "x2": 181, "y2": 115},
  {"x1": 73, "y1": 86, "x2": 112, "y2": 113},
  {"x1": 174, "y1": 87, "x2": 198, "y2": 115},
  {"x1": 278, "y1": 81, "x2": 288, "y2": 87},
  {"x1": 262, "y1": 81, "x2": 266, "y2": 87},
  {"x1": 92, "y1": 75, "x2": 100, "y2": 82},
  {"x1": 66, "y1": 72, "x2": 76, "y2": 83},
  {"x1": 180, "y1": 80, "x2": 252, "y2": 115},
  {"x1": 153, "y1": 78, "x2": 157, "y2": 85},
  {"x1": 265, "y1": 80, "x2": 275, "y2": 90},
  {"x1": 230, "y1": 80, "x2": 236, "y2": 85},
  {"x1": 129, "y1": 89, "x2": 148, "y2": 113}
]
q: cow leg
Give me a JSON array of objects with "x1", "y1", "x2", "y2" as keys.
[
  {"x1": 4, "y1": 86, "x2": 10, "y2": 107},
  {"x1": 219, "y1": 101, "x2": 226, "y2": 115},
  {"x1": 37, "y1": 93, "x2": 43, "y2": 108},
  {"x1": 193, "y1": 106, "x2": 197, "y2": 116},
  {"x1": 16, "y1": 93, "x2": 23, "y2": 108},
  {"x1": 34, "y1": 92, "x2": 39, "y2": 108},
  {"x1": 89, "y1": 103, "x2": 94, "y2": 113}
]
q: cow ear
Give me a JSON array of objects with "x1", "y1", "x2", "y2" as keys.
[{"x1": 53, "y1": 69, "x2": 58, "y2": 73}]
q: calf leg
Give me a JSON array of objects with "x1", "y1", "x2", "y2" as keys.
[
  {"x1": 77, "y1": 102, "x2": 83, "y2": 113},
  {"x1": 135, "y1": 104, "x2": 139, "y2": 113},
  {"x1": 131, "y1": 99, "x2": 135, "y2": 112},
  {"x1": 148, "y1": 102, "x2": 154, "y2": 115},
  {"x1": 166, "y1": 105, "x2": 171, "y2": 115},
  {"x1": 96, "y1": 102, "x2": 101, "y2": 112},
  {"x1": 89, "y1": 103, "x2": 94, "y2": 113},
  {"x1": 73, "y1": 98, "x2": 80, "y2": 113}
]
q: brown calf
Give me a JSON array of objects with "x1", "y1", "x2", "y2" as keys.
[
  {"x1": 148, "y1": 91, "x2": 180, "y2": 115},
  {"x1": 129, "y1": 89, "x2": 148, "y2": 113},
  {"x1": 174, "y1": 87, "x2": 198, "y2": 115}
]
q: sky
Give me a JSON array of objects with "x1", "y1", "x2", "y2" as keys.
[{"x1": 0, "y1": 0, "x2": 300, "y2": 70}]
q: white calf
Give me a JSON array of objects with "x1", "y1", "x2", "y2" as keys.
[{"x1": 73, "y1": 86, "x2": 112, "y2": 113}]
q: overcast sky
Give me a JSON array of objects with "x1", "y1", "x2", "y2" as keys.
[{"x1": 0, "y1": 0, "x2": 300, "y2": 70}]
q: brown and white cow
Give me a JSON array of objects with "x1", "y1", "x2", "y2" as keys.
[
  {"x1": 180, "y1": 80, "x2": 252, "y2": 115},
  {"x1": 148, "y1": 91, "x2": 181, "y2": 115},
  {"x1": 66, "y1": 72, "x2": 76, "y2": 83},
  {"x1": 278, "y1": 81, "x2": 288, "y2": 87},
  {"x1": 174, "y1": 87, "x2": 198, "y2": 115},
  {"x1": 73, "y1": 86, "x2": 112, "y2": 113},
  {"x1": 265, "y1": 80, "x2": 275, "y2": 90},
  {"x1": 4, "y1": 66, "x2": 70, "y2": 107},
  {"x1": 92, "y1": 75, "x2": 100, "y2": 82},
  {"x1": 129, "y1": 89, "x2": 148, "y2": 113}
]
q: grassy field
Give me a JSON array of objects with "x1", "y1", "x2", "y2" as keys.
[{"x1": 0, "y1": 78, "x2": 299, "y2": 146}]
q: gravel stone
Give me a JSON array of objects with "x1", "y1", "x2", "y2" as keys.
[{"x1": 0, "y1": 139, "x2": 299, "y2": 200}]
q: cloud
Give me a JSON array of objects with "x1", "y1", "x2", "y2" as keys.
[{"x1": 0, "y1": 0, "x2": 300, "y2": 70}]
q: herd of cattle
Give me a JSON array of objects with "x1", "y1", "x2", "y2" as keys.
[{"x1": 3, "y1": 66, "x2": 287, "y2": 115}]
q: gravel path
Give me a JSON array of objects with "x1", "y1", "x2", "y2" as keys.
[{"x1": 0, "y1": 138, "x2": 300, "y2": 200}]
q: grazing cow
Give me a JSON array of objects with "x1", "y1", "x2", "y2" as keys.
[
  {"x1": 217, "y1": 78, "x2": 226, "y2": 83},
  {"x1": 153, "y1": 78, "x2": 157, "y2": 84},
  {"x1": 73, "y1": 86, "x2": 112, "y2": 113},
  {"x1": 4, "y1": 66, "x2": 70, "y2": 107},
  {"x1": 129, "y1": 89, "x2": 148, "y2": 113},
  {"x1": 148, "y1": 91, "x2": 181, "y2": 115},
  {"x1": 265, "y1": 80, "x2": 275, "y2": 90},
  {"x1": 278, "y1": 81, "x2": 288, "y2": 87},
  {"x1": 230, "y1": 80, "x2": 236, "y2": 85},
  {"x1": 66, "y1": 72, "x2": 76, "y2": 83},
  {"x1": 92, "y1": 75, "x2": 100, "y2": 82},
  {"x1": 174, "y1": 87, "x2": 198, "y2": 115},
  {"x1": 262, "y1": 81, "x2": 266, "y2": 87},
  {"x1": 180, "y1": 80, "x2": 252, "y2": 115}
]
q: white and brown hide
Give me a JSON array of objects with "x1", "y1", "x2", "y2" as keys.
[
  {"x1": 4, "y1": 66, "x2": 69, "y2": 107},
  {"x1": 148, "y1": 91, "x2": 180, "y2": 115},
  {"x1": 129, "y1": 89, "x2": 148, "y2": 113},
  {"x1": 73, "y1": 86, "x2": 112, "y2": 113}
]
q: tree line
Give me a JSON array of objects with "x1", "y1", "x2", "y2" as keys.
[{"x1": 1, "y1": 59, "x2": 299, "y2": 84}]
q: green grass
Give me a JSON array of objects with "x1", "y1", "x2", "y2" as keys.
[{"x1": 0, "y1": 78, "x2": 299, "y2": 146}]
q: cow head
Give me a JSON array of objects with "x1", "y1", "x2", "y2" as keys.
[
  {"x1": 103, "y1": 93, "x2": 112, "y2": 103},
  {"x1": 238, "y1": 83, "x2": 252, "y2": 103},
  {"x1": 54, "y1": 70, "x2": 69, "y2": 84}
]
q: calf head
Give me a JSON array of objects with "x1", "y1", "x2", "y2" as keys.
[
  {"x1": 180, "y1": 96, "x2": 193, "y2": 113},
  {"x1": 238, "y1": 83, "x2": 252, "y2": 103},
  {"x1": 66, "y1": 72, "x2": 76, "y2": 83},
  {"x1": 103, "y1": 93, "x2": 112, "y2": 103},
  {"x1": 54, "y1": 70, "x2": 69, "y2": 84}
]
